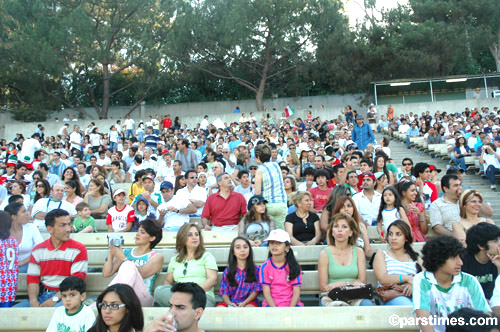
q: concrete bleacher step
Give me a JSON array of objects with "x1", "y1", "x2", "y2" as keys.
[
  {"x1": 41, "y1": 230, "x2": 237, "y2": 248},
  {"x1": 84, "y1": 243, "x2": 426, "y2": 269},
  {"x1": 0, "y1": 306, "x2": 419, "y2": 331}
]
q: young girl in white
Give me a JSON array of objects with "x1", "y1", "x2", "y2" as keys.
[
  {"x1": 377, "y1": 186, "x2": 410, "y2": 241},
  {"x1": 260, "y1": 229, "x2": 303, "y2": 307},
  {"x1": 218, "y1": 237, "x2": 261, "y2": 307}
]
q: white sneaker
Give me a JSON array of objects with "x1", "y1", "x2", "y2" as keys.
[{"x1": 491, "y1": 185, "x2": 496, "y2": 190}]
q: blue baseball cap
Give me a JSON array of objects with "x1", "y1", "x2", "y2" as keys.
[{"x1": 160, "y1": 181, "x2": 174, "y2": 190}]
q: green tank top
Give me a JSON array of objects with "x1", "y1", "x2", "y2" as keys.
[{"x1": 326, "y1": 246, "x2": 358, "y2": 284}]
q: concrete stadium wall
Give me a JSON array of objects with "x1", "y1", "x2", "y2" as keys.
[
  {"x1": 3, "y1": 94, "x2": 499, "y2": 140},
  {"x1": 1, "y1": 94, "x2": 365, "y2": 139}
]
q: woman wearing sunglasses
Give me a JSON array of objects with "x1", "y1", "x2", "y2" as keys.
[
  {"x1": 154, "y1": 222, "x2": 218, "y2": 307},
  {"x1": 90, "y1": 283, "x2": 143, "y2": 332}
]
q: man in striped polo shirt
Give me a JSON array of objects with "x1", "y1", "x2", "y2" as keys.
[{"x1": 15, "y1": 209, "x2": 88, "y2": 307}]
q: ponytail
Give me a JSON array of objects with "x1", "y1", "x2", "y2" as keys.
[{"x1": 285, "y1": 247, "x2": 301, "y2": 281}]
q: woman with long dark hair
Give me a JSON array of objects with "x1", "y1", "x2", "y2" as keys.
[
  {"x1": 238, "y1": 195, "x2": 275, "y2": 247},
  {"x1": 63, "y1": 180, "x2": 83, "y2": 207},
  {"x1": 89, "y1": 283, "x2": 143, "y2": 332},
  {"x1": 33, "y1": 179, "x2": 51, "y2": 205},
  {"x1": 373, "y1": 220, "x2": 422, "y2": 306}
]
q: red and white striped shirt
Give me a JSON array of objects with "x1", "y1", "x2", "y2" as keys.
[{"x1": 27, "y1": 238, "x2": 87, "y2": 291}]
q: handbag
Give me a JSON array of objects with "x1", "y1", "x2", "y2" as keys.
[
  {"x1": 328, "y1": 284, "x2": 373, "y2": 302},
  {"x1": 375, "y1": 284, "x2": 408, "y2": 303}
]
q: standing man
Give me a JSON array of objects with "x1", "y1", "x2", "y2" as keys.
[
  {"x1": 176, "y1": 139, "x2": 199, "y2": 172},
  {"x1": 162, "y1": 114, "x2": 172, "y2": 133},
  {"x1": 16, "y1": 209, "x2": 88, "y2": 307},
  {"x1": 352, "y1": 115, "x2": 375, "y2": 150},
  {"x1": 124, "y1": 115, "x2": 135, "y2": 140},
  {"x1": 352, "y1": 172, "x2": 381, "y2": 226},
  {"x1": 69, "y1": 125, "x2": 84, "y2": 158},
  {"x1": 254, "y1": 144, "x2": 288, "y2": 230}
]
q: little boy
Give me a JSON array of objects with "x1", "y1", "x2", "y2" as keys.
[
  {"x1": 46, "y1": 276, "x2": 95, "y2": 332},
  {"x1": 106, "y1": 189, "x2": 134, "y2": 232},
  {"x1": 73, "y1": 202, "x2": 96, "y2": 233},
  {"x1": 413, "y1": 236, "x2": 491, "y2": 332}
]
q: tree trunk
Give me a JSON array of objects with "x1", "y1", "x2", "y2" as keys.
[
  {"x1": 491, "y1": 43, "x2": 500, "y2": 72},
  {"x1": 102, "y1": 63, "x2": 110, "y2": 119}
]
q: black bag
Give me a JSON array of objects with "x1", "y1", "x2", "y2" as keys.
[{"x1": 328, "y1": 284, "x2": 374, "y2": 302}]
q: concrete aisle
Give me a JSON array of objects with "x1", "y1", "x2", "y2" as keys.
[{"x1": 377, "y1": 133, "x2": 499, "y2": 225}]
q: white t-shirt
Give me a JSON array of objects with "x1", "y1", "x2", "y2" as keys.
[
  {"x1": 70, "y1": 131, "x2": 82, "y2": 151},
  {"x1": 124, "y1": 118, "x2": 135, "y2": 130},
  {"x1": 109, "y1": 130, "x2": 119, "y2": 143},
  {"x1": 106, "y1": 205, "x2": 135, "y2": 232},
  {"x1": 58, "y1": 125, "x2": 68, "y2": 136},
  {"x1": 20, "y1": 138, "x2": 41, "y2": 160},
  {"x1": 18, "y1": 223, "x2": 43, "y2": 263},
  {"x1": 46, "y1": 305, "x2": 96, "y2": 332},
  {"x1": 90, "y1": 133, "x2": 101, "y2": 146},
  {"x1": 31, "y1": 198, "x2": 77, "y2": 229},
  {"x1": 157, "y1": 195, "x2": 191, "y2": 229},
  {"x1": 176, "y1": 186, "x2": 208, "y2": 215}
]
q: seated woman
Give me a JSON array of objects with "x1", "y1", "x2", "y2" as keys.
[
  {"x1": 63, "y1": 180, "x2": 83, "y2": 207},
  {"x1": 102, "y1": 219, "x2": 164, "y2": 307},
  {"x1": 397, "y1": 180, "x2": 427, "y2": 242},
  {"x1": 61, "y1": 167, "x2": 85, "y2": 194},
  {"x1": 283, "y1": 176, "x2": 297, "y2": 207},
  {"x1": 83, "y1": 179, "x2": 111, "y2": 219},
  {"x1": 452, "y1": 189, "x2": 494, "y2": 245},
  {"x1": 5, "y1": 202, "x2": 42, "y2": 273},
  {"x1": 284, "y1": 191, "x2": 321, "y2": 246},
  {"x1": 0, "y1": 180, "x2": 31, "y2": 211},
  {"x1": 31, "y1": 178, "x2": 50, "y2": 205},
  {"x1": 373, "y1": 220, "x2": 422, "y2": 306},
  {"x1": 90, "y1": 283, "x2": 143, "y2": 332},
  {"x1": 238, "y1": 195, "x2": 275, "y2": 247},
  {"x1": 318, "y1": 213, "x2": 373, "y2": 306},
  {"x1": 320, "y1": 185, "x2": 352, "y2": 232},
  {"x1": 154, "y1": 222, "x2": 218, "y2": 307},
  {"x1": 331, "y1": 196, "x2": 375, "y2": 261}
]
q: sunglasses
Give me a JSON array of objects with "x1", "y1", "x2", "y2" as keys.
[
  {"x1": 403, "y1": 163, "x2": 412, "y2": 166},
  {"x1": 249, "y1": 167, "x2": 257, "y2": 170},
  {"x1": 188, "y1": 176, "x2": 197, "y2": 179},
  {"x1": 183, "y1": 262, "x2": 188, "y2": 276}
]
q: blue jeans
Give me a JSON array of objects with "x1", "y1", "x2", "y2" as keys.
[
  {"x1": 109, "y1": 141, "x2": 117, "y2": 152},
  {"x1": 137, "y1": 132, "x2": 144, "y2": 142},
  {"x1": 451, "y1": 155, "x2": 466, "y2": 171},
  {"x1": 18, "y1": 264, "x2": 28, "y2": 273},
  {"x1": 405, "y1": 136, "x2": 411, "y2": 148},
  {"x1": 126, "y1": 129, "x2": 134, "y2": 140},
  {"x1": 0, "y1": 302, "x2": 14, "y2": 307},
  {"x1": 14, "y1": 290, "x2": 63, "y2": 307},
  {"x1": 382, "y1": 296, "x2": 413, "y2": 306},
  {"x1": 486, "y1": 165, "x2": 500, "y2": 185}
]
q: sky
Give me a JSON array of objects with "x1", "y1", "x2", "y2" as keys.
[{"x1": 343, "y1": 0, "x2": 408, "y2": 27}]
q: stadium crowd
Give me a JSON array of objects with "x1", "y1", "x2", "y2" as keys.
[{"x1": 1, "y1": 105, "x2": 500, "y2": 331}]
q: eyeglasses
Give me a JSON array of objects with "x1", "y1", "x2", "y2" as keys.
[
  {"x1": 403, "y1": 163, "x2": 412, "y2": 166},
  {"x1": 249, "y1": 167, "x2": 257, "y2": 170},
  {"x1": 183, "y1": 262, "x2": 188, "y2": 276},
  {"x1": 97, "y1": 303, "x2": 126, "y2": 310}
]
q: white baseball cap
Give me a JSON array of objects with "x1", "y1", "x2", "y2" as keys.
[{"x1": 264, "y1": 229, "x2": 290, "y2": 243}]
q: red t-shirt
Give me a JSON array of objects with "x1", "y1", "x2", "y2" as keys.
[
  {"x1": 162, "y1": 118, "x2": 172, "y2": 129},
  {"x1": 308, "y1": 187, "x2": 332, "y2": 211}
]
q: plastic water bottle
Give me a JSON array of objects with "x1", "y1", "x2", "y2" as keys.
[{"x1": 167, "y1": 313, "x2": 177, "y2": 330}]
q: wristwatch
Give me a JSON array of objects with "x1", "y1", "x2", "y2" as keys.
[{"x1": 52, "y1": 294, "x2": 60, "y2": 302}]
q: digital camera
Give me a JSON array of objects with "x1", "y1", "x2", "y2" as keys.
[{"x1": 107, "y1": 234, "x2": 124, "y2": 247}]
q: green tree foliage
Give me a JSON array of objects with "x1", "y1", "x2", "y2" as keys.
[
  {"x1": 169, "y1": 0, "x2": 347, "y2": 112},
  {"x1": 1, "y1": 0, "x2": 176, "y2": 119}
]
